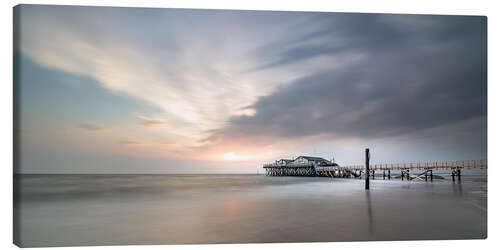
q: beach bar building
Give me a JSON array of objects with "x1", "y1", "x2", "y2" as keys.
[{"x1": 263, "y1": 155, "x2": 343, "y2": 177}]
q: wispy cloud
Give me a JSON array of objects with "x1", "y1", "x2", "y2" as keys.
[
  {"x1": 136, "y1": 115, "x2": 169, "y2": 128},
  {"x1": 78, "y1": 123, "x2": 105, "y2": 132},
  {"x1": 118, "y1": 140, "x2": 139, "y2": 146},
  {"x1": 17, "y1": 6, "x2": 306, "y2": 151}
]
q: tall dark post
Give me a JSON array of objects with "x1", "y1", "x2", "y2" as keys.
[{"x1": 365, "y1": 148, "x2": 370, "y2": 190}]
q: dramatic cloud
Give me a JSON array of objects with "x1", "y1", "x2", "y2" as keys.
[
  {"x1": 15, "y1": 5, "x2": 486, "y2": 173},
  {"x1": 204, "y1": 14, "x2": 486, "y2": 153}
]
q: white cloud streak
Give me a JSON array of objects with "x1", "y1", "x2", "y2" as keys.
[{"x1": 17, "y1": 6, "x2": 318, "y2": 152}]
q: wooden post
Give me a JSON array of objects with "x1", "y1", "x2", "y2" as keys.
[
  {"x1": 365, "y1": 148, "x2": 370, "y2": 190},
  {"x1": 383, "y1": 169, "x2": 386, "y2": 180},
  {"x1": 425, "y1": 170, "x2": 428, "y2": 181},
  {"x1": 457, "y1": 169, "x2": 461, "y2": 181},
  {"x1": 388, "y1": 170, "x2": 391, "y2": 180}
]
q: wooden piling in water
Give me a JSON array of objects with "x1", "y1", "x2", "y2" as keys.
[{"x1": 365, "y1": 148, "x2": 370, "y2": 190}]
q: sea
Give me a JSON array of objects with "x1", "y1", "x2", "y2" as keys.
[{"x1": 14, "y1": 173, "x2": 487, "y2": 247}]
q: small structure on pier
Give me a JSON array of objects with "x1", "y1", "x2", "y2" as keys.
[{"x1": 263, "y1": 155, "x2": 342, "y2": 177}]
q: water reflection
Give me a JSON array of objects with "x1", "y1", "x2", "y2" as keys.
[
  {"x1": 365, "y1": 190, "x2": 373, "y2": 235},
  {"x1": 15, "y1": 174, "x2": 487, "y2": 247},
  {"x1": 452, "y1": 181, "x2": 463, "y2": 196}
]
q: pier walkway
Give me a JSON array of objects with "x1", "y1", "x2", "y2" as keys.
[{"x1": 263, "y1": 159, "x2": 487, "y2": 182}]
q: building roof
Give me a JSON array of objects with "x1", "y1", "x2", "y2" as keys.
[{"x1": 296, "y1": 156, "x2": 329, "y2": 162}]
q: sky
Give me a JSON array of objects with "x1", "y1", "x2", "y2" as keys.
[{"x1": 14, "y1": 5, "x2": 487, "y2": 174}]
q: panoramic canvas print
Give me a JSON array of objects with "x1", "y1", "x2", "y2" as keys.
[{"x1": 13, "y1": 5, "x2": 487, "y2": 247}]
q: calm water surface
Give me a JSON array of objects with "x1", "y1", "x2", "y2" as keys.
[{"x1": 14, "y1": 174, "x2": 487, "y2": 247}]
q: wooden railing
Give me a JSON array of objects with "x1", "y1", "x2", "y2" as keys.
[{"x1": 341, "y1": 159, "x2": 487, "y2": 171}]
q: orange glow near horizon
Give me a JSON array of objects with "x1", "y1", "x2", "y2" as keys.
[{"x1": 220, "y1": 152, "x2": 257, "y2": 161}]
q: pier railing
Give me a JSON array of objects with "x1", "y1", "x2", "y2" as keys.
[{"x1": 340, "y1": 159, "x2": 487, "y2": 171}]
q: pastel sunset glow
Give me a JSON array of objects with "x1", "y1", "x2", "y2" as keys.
[{"x1": 15, "y1": 5, "x2": 486, "y2": 173}]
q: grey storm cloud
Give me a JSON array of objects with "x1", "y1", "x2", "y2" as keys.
[
  {"x1": 210, "y1": 13, "x2": 486, "y2": 144},
  {"x1": 255, "y1": 13, "x2": 486, "y2": 70}
]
